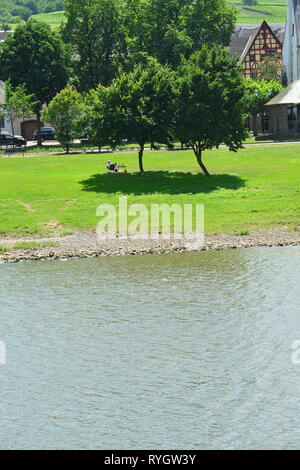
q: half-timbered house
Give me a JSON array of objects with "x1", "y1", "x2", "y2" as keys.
[{"x1": 230, "y1": 22, "x2": 284, "y2": 80}]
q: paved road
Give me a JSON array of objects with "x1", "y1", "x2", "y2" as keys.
[{"x1": 26, "y1": 139, "x2": 82, "y2": 147}]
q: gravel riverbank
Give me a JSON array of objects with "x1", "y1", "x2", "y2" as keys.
[{"x1": 0, "y1": 227, "x2": 299, "y2": 263}]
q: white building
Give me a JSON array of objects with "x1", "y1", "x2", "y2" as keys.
[
  {"x1": 0, "y1": 80, "x2": 38, "y2": 138},
  {"x1": 265, "y1": 0, "x2": 300, "y2": 135},
  {"x1": 283, "y1": 0, "x2": 300, "y2": 84},
  {"x1": 0, "y1": 30, "x2": 13, "y2": 44},
  {"x1": 0, "y1": 31, "x2": 29, "y2": 137},
  {"x1": 0, "y1": 80, "x2": 12, "y2": 133}
]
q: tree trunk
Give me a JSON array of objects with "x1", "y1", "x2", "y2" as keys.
[
  {"x1": 10, "y1": 115, "x2": 15, "y2": 148},
  {"x1": 66, "y1": 128, "x2": 69, "y2": 154},
  {"x1": 194, "y1": 147, "x2": 210, "y2": 176},
  {"x1": 138, "y1": 143, "x2": 144, "y2": 173},
  {"x1": 36, "y1": 109, "x2": 42, "y2": 146}
]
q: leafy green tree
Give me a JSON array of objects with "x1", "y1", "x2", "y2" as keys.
[
  {"x1": 0, "y1": 20, "x2": 70, "y2": 145},
  {"x1": 43, "y1": 85, "x2": 86, "y2": 153},
  {"x1": 92, "y1": 58, "x2": 176, "y2": 172},
  {"x1": 1, "y1": 22, "x2": 11, "y2": 31},
  {"x1": 43, "y1": 2, "x2": 65, "y2": 13},
  {"x1": 12, "y1": 5, "x2": 32, "y2": 21},
  {"x1": 243, "y1": 78, "x2": 283, "y2": 136},
  {"x1": 64, "y1": 0, "x2": 127, "y2": 90},
  {"x1": 124, "y1": 0, "x2": 190, "y2": 68},
  {"x1": 124, "y1": 0, "x2": 236, "y2": 67},
  {"x1": 175, "y1": 46, "x2": 248, "y2": 176},
  {"x1": 185, "y1": 0, "x2": 237, "y2": 50},
  {"x1": 3, "y1": 80, "x2": 36, "y2": 140},
  {"x1": 84, "y1": 87, "x2": 108, "y2": 151},
  {"x1": 256, "y1": 55, "x2": 284, "y2": 83},
  {"x1": 24, "y1": 1, "x2": 39, "y2": 15}
]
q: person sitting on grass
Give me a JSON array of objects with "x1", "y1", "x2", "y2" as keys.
[{"x1": 106, "y1": 160, "x2": 116, "y2": 171}]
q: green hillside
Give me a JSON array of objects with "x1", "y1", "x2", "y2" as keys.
[
  {"x1": 3, "y1": 1, "x2": 288, "y2": 30},
  {"x1": 27, "y1": 1, "x2": 288, "y2": 29},
  {"x1": 29, "y1": 10, "x2": 66, "y2": 28},
  {"x1": 1, "y1": 1, "x2": 64, "y2": 27},
  {"x1": 229, "y1": 0, "x2": 287, "y2": 24}
]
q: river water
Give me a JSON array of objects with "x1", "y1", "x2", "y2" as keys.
[{"x1": 0, "y1": 246, "x2": 299, "y2": 450}]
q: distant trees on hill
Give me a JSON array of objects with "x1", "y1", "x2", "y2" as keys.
[{"x1": 1, "y1": 0, "x2": 64, "y2": 26}]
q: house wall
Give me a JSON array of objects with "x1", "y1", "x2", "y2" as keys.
[
  {"x1": 268, "y1": 104, "x2": 289, "y2": 135},
  {"x1": 0, "y1": 108, "x2": 12, "y2": 133},
  {"x1": 0, "y1": 113, "x2": 28, "y2": 135},
  {"x1": 0, "y1": 80, "x2": 37, "y2": 138}
]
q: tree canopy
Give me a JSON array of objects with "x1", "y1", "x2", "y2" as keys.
[
  {"x1": 175, "y1": 46, "x2": 248, "y2": 176},
  {"x1": 3, "y1": 80, "x2": 36, "y2": 138},
  {"x1": 124, "y1": 0, "x2": 237, "y2": 68},
  {"x1": 63, "y1": 0, "x2": 237, "y2": 88},
  {"x1": 43, "y1": 84, "x2": 86, "y2": 153},
  {"x1": 64, "y1": 0, "x2": 127, "y2": 91},
  {"x1": 243, "y1": 78, "x2": 283, "y2": 135},
  {"x1": 0, "y1": 20, "x2": 70, "y2": 143},
  {"x1": 90, "y1": 57, "x2": 176, "y2": 172},
  {"x1": 243, "y1": 78, "x2": 283, "y2": 116}
]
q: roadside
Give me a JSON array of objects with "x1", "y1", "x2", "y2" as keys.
[
  {"x1": 3, "y1": 138, "x2": 300, "y2": 159},
  {"x1": 0, "y1": 227, "x2": 299, "y2": 263}
]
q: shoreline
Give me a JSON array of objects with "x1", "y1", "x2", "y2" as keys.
[{"x1": 0, "y1": 227, "x2": 299, "y2": 263}]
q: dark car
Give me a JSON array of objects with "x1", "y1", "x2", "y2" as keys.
[
  {"x1": 14, "y1": 135, "x2": 27, "y2": 146},
  {"x1": 0, "y1": 131, "x2": 27, "y2": 147},
  {"x1": 33, "y1": 127, "x2": 56, "y2": 140}
]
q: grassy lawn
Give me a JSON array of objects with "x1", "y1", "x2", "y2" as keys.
[{"x1": 0, "y1": 145, "x2": 299, "y2": 237}]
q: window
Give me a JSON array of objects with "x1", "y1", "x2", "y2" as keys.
[
  {"x1": 250, "y1": 71, "x2": 257, "y2": 79},
  {"x1": 265, "y1": 49, "x2": 277, "y2": 56},
  {"x1": 250, "y1": 55, "x2": 255, "y2": 62}
]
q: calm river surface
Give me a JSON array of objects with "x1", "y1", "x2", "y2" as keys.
[{"x1": 0, "y1": 246, "x2": 300, "y2": 449}]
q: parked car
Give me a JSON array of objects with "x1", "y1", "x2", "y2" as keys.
[
  {"x1": 14, "y1": 135, "x2": 27, "y2": 146},
  {"x1": 0, "y1": 131, "x2": 27, "y2": 147},
  {"x1": 33, "y1": 127, "x2": 56, "y2": 140}
]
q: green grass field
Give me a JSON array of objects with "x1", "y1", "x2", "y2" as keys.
[
  {"x1": 228, "y1": 0, "x2": 287, "y2": 24},
  {"x1": 10, "y1": 11, "x2": 66, "y2": 30},
  {"x1": 0, "y1": 145, "x2": 299, "y2": 237},
  {"x1": 30, "y1": 11, "x2": 66, "y2": 28}
]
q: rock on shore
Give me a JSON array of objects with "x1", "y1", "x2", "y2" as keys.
[{"x1": 0, "y1": 227, "x2": 299, "y2": 263}]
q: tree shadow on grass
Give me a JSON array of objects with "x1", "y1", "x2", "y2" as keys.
[{"x1": 80, "y1": 171, "x2": 245, "y2": 195}]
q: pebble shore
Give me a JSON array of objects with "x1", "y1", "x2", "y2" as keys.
[{"x1": 0, "y1": 227, "x2": 299, "y2": 263}]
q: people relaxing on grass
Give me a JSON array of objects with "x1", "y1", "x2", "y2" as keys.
[
  {"x1": 106, "y1": 161, "x2": 127, "y2": 173},
  {"x1": 106, "y1": 160, "x2": 118, "y2": 172}
]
